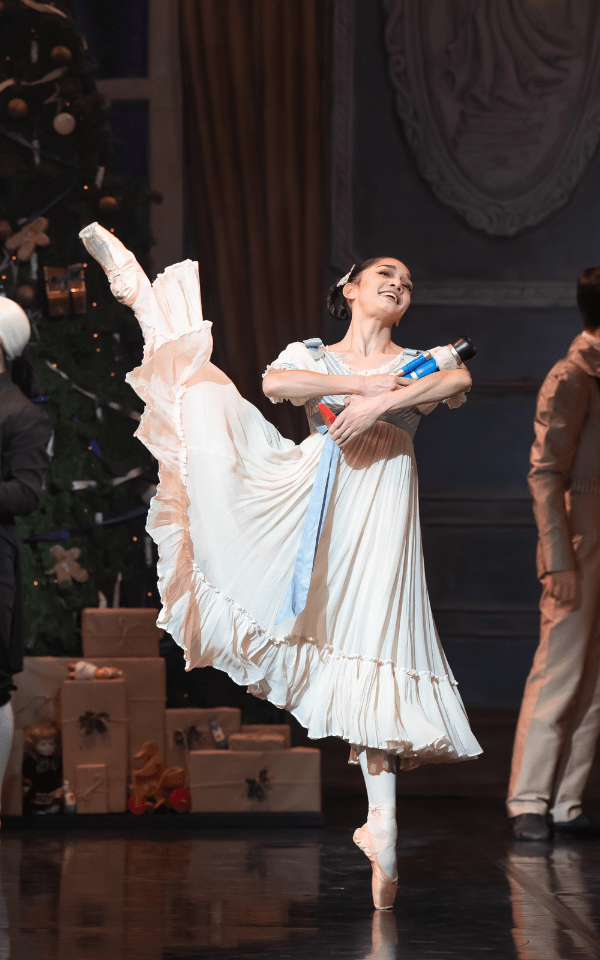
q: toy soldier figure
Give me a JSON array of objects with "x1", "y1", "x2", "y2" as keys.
[{"x1": 508, "y1": 266, "x2": 600, "y2": 840}]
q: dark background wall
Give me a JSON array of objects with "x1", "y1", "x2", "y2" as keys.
[
  {"x1": 79, "y1": 0, "x2": 600, "y2": 714},
  {"x1": 322, "y1": 0, "x2": 600, "y2": 708}
]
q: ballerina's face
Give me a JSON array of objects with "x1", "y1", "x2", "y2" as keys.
[{"x1": 344, "y1": 258, "x2": 412, "y2": 324}]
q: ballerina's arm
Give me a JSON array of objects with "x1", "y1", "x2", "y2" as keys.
[
  {"x1": 329, "y1": 367, "x2": 471, "y2": 447},
  {"x1": 263, "y1": 368, "x2": 404, "y2": 402}
]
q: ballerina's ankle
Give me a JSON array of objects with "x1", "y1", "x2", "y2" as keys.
[
  {"x1": 367, "y1": 804, "x2": 397, "y2": 838},
  {"x1": 367, "y1": 804, "x2": 398, "y2": 878}
]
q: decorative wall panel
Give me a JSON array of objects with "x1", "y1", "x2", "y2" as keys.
[{"x1": 384, "y1": 0, "x2": 600, "y2": 235}]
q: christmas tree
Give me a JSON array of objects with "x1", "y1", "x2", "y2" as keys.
[{"x1": 0, "y1": 0, "x2": 160, "y2": 655}]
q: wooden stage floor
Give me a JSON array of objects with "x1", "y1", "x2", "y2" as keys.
[{"x1": 3, "y1": 794, "x2": 600, "y2": 959}]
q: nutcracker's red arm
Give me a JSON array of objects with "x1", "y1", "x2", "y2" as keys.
[{"x1": 318, "y1": 403, "x2": 336, "y2": 428}]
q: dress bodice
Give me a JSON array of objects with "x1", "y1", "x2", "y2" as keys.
[{"x1": 303, "y1": 339, "x2": 423, "y2": 441}]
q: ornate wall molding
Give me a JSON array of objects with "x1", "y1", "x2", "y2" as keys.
[
  {"x1": 411, "y1": 280, "x2": 575, "y2": 309},
  {"x1": 383, "y1": 0, "x2": 600, "y2": 236}
]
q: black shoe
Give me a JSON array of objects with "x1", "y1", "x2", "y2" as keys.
[
  {"x1": 552, "y1": 812, "x2": 600, "y2": 838},
  {"x1": 511, "y1": 813, "x2": 551, "y2": 841}
]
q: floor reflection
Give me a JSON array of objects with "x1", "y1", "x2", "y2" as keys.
[
  {"x1": 4, "y1": 835, "x2": 321, "y2": 960},
  {"x1": 506, "y1": 841, "x2": 600, "y2": 960},
  {"x1": 3, "y1": 799, "x2": 600, "y2": 960},
  {"x1": 362, "y1": 912, "x2": 398, "y2": 960}
]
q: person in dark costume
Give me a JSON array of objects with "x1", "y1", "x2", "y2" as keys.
[{"x1": 0, "y1": 297, "x2": 52, "y2": 810}]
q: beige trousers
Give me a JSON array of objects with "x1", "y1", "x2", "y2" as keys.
[{"x1": 507, "y1": 492, "x2": 600, "y2": 823}]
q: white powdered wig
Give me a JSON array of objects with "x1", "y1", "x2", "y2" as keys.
[{"x1": 0, "y1": 297, "x2": 31, "y2": 360}]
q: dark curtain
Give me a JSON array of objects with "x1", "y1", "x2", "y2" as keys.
[{"x1": 179, "y1": 0, "x2": 327, "y2": 440}]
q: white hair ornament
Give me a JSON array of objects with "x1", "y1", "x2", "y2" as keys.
[{"x1": 336, "y1": 265, "x2": 355, "y2": 287}]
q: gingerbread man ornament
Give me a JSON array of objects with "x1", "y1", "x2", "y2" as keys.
[
  {"x1": 5, "y1": 216, "x2": 50, "y2": 261},
  {"x1": 45, "y1": 545, "x2": 89, "y2": 585}
]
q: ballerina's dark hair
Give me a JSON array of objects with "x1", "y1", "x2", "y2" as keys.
[{"x1": 327, "y1": 258, "x2": 393, "y2": 322}]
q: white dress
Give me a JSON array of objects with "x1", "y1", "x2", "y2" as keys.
[{"x1": 80, "y1": 222, "x2": 482, "y2": 771}]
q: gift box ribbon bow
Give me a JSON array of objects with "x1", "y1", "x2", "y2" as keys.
[
  {"x1": 246, "y1": 768, "x2": 270, "y2": 800},
  {"x1": 45, "y1": 263, "x2": 84, "y2": 291},
  {"x1": 79, "y1": 710, "x2": 110, "y2": 735},
  {"x1": 173, "y1": 725, "x2": 206, "y2": 750}
]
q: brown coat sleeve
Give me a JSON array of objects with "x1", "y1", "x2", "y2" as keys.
[{"x1": 528, "y1": 363, "x2": 591, "y2": 577}]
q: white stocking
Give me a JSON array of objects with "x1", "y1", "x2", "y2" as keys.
[
  {"x1": 0, "y1": 702, "x2": 14, "y2": 813},
  {"x1": 358, "y1": 748, "x2": 398, "y2": 879}
]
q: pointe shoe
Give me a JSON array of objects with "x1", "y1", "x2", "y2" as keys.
[
  {"x1": 353, "y1": 822, "x2": 398, "y2": 910},
  {"x1": 79, "y1": 222, "x2": 152, "y2": 312}
]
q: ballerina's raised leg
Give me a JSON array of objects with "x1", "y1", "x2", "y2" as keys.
[{"x1": 353, "y1": 748, "x2": 398, "y2": 910}]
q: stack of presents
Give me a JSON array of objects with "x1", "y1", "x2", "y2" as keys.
[{"x1": 2, "y1": 608, "x2": 320, "y2": 816}]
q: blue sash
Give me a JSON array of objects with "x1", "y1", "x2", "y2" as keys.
[{"x1": 274, "y1": 339, "x2": 340, "y2": 623}]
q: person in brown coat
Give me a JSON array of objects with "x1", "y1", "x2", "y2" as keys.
[{"x1": 507, "y1": 266, "x2": 600, "y2": 840}]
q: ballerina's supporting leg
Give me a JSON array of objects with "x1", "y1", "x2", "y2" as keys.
[{"x1": 353, "y1": 747, "x2": 398, "y2": 910}]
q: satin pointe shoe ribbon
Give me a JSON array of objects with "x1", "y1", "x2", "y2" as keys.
[{"x1": 275, "y1": 425, "x2": 340, "y2": 623}]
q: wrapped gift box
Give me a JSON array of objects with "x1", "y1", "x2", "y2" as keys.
[
  {"x1": 189, "y1": 747, "x2": 320, "y2": 812},
  {"x1": 61, "y1": 679, "x2": 128, "y2": 812},
  {"x1": 229, "y1": 732, "x2": 286, "y2": 752},
  {"x1": 82, "y1": 608, "x2": 162, "y2": 658},
  {"x1": 1, "y1": 729, "x2": 23, "y2": 815},
  {"x1": 83, "y1": 658, "x2": 166, "y2": 763},
  {"x1": 164, "y1": 707, "x2": 241, "y2": 770},
  {"x1": 12, "y1": 656, "x2": 70, "y2": 729},
  {"x1": 68, "y1": 263, "x2": 87, "y2": 313},
  {"x1": 75, "y1": 763, "x2": 108, "y2": 814},
  {"x1": 43, "y1": 265, "x2": 70, "y2": 316},
  {"x1": 240, "y1": 724, "x2": 291, "y2": 749}
]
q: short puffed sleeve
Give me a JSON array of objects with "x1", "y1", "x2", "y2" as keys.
[{"x1": 262, "y1": 341, "x2": 322, "y2": 405}]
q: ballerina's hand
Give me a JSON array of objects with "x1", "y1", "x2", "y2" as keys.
[{"x1": 329, "y1": 395, "x2": 381, "y2": 447}]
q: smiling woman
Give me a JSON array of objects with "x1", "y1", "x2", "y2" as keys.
[{"x1": 81, "y1": 226, "x2": 482, "y2": 912}]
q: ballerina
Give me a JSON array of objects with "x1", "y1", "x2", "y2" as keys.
[{"x1": 80, "y1": 224, "x2": 482, "y2": 910}]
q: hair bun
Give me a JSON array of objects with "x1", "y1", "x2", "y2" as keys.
[{"x1": 327, "y1": 282, "x2": 351, "y2": 322}]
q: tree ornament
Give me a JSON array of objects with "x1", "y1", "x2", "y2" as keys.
[
  {"x1": 5, "y1": 216, "x2": 50, "y2": 261},
  {"x1": 0, "y1": 220, "x2": 12, "y2": 243},
  {"x1": 98, "y1": 195, "x2": 119, "y2": 214},
  {"x1": 50, "y1": 45, "x2": 72, "y2": 65},
  {"x1": 53, "y1": 112, "x2": 76, "y2": 136},
  {"x1": 16, "y1": 284, "x2": 35, "y2": 309},
  {"x1": 45, "y1": 545, "x2": 89, "y2": 585},
  {"x1": 7, "y1": 98, "x2": 28, "y2": 119}
]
